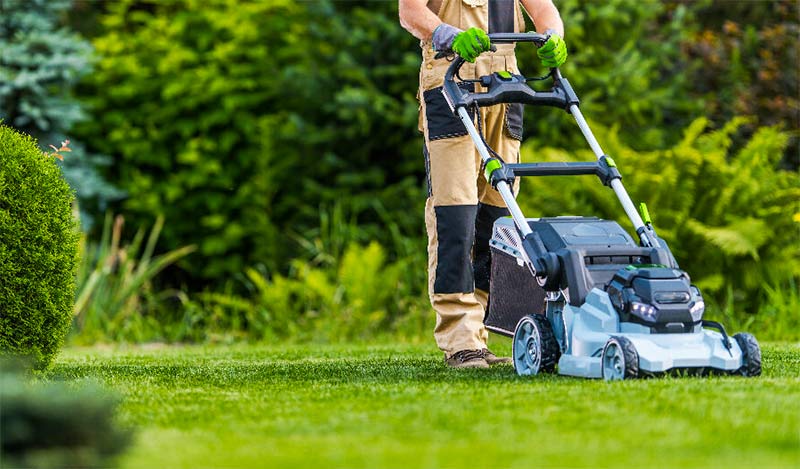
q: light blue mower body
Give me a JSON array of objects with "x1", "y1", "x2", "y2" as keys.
[{"x1": 485, "y1": 217, "x2": 761, "y2": 380}]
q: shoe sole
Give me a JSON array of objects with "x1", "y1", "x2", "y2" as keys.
[
  {"x1": 446, "y1": 360, "x2": 490, "y2": 369},
  {"x1": 485, "y1": 358, "x2": 513, "y2": 365}
]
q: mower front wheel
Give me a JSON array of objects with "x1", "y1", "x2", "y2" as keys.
[
  {"x1": 512, "y1": 314, "x2": 560, "y2": 376},
  {"x1": 733, "y1": 333, "x2": 762, "y2": 377},
  {"x1": 602, "y1": 336, "x2": 639, "y2": 381}
]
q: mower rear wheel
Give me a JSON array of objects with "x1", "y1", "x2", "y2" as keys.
[
  {"x1": 602, "y1": 336, "x2": 639, "y2": 381},
  {"x1": 512, "y1": 314, "x2": 560, "y2": 376},
  {"x1": 733, "y1": 333, "x2": 762, "y2": 377}
]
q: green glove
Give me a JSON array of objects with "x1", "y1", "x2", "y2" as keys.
[
  {"x1": 451, "y1": 27, "x2": 491, "y2": 63},
  {"x1": 537, "y1": 31, "x2": 568, "y2": 68}
]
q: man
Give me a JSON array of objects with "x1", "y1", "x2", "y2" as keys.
[{"x1": 398, "y1": 0, "x2": 567, "y2": 368}]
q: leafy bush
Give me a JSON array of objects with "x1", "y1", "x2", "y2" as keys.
[
  {"x1": 66, "y1": 202, "x2": 429, "y2": 345},
  {"x1": 183, "y1": 241, "x2": 430, "y2": 343},
  {"x1": 74, "y1": 0, "x2": 422, "y2": 289},
  {"x1": 510, "y1": 0, "x2": 798, "y2": 159},
  {"x1": 70, "y1": 213, "x2": 195, "y2": 344},
  {"x1": 0, "y1": 124, "x2": 78, "y2": 369},
  {"x1": 0, "y1": 363, "x2": 131, "y2": 467},
  {"x1": 527, "y1": 0, "x2": 701, "y2": 150},
  {"x1": 683, "y1": 0, "x2": 799, "y2": 165},
  {"x1": 0, "y1": 0, "x2": 122, "y2": 225},
  {"x1": 518, "y1": 117, "x2": 799, "y2": 315},
  {"x1": 750, "y1": 279, "x2": 800, "y2": 341}
]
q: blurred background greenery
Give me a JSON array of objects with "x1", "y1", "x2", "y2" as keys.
[{"x1": 1, "y1": 0, "x2": 798, "y2": 347}]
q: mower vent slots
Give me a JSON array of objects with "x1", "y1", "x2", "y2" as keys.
[{"x1": 493, "y1": 223, "x2": 524, "y2": 255}]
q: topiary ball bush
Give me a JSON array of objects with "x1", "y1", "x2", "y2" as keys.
[{"x1": 0, "y1": 124, "x2": 78, "y2": 369}]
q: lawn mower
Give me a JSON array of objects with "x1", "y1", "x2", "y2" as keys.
[{"x1": 441, "y1": 32, "x2": 762, "y2": 380}]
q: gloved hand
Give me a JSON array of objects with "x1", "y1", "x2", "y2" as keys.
[
  {"x1": 452, "y1": 27, "x2": 491, "y2": 62},
  {"x1": 537, "y1": 30, "x2": 567, "y2": 68},
  {"x1": 432, "y1": 24, "x2": 491, "y2": 63}
]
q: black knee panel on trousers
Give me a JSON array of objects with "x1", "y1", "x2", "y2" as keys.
[
  {"x1": 473, "y1": 203, "x2": 510, "y2": 292},
  {"x1": 434, "y1": 205, "x2": 479, "y2": 294}
]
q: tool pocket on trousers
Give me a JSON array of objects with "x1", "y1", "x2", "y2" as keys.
[
  {"x1": 504, "y1": 102, "x2": 524, "y2": 141},
  {"x1": 423, "y1": 83, "x2": 475, "y2": 141}
]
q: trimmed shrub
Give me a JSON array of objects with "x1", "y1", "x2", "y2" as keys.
[
  {"x1": 0, "y1": 363, "x2": 131, "y2": 467},
  {"x1": 0, "y1": 124, "x2": 79, "y2": 369}
]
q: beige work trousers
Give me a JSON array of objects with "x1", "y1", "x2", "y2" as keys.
[{"x1": 418, "y1": 47, "x2": 523, "y2": 355}]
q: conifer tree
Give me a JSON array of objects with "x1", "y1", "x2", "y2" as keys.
[{"x1": 0, "y1": 0, "x2": 122, "y2": 226}]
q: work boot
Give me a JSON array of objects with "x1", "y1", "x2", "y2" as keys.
[
  {"x1": 445, "y1": 349, "x2": 489, "y2": 369},
  {"x1": 482, "y1": 349, "x2": 512, "y2": 365}
]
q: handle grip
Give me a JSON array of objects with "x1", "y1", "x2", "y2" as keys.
[{"x1": 488, "y1": 32, "x2": 549, "y2": 46}]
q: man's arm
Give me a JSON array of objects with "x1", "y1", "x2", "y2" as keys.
[
  {"x1": 520, "y1": 0, "x2": 564, "y2": 37},
  {"x1": 398, "y1": 0, "x2": 442, "y2": 41}
]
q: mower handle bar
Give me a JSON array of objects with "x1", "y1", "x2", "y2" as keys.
[
  {"x1": 434, "y1": 32, "x2": 549, "y2": 60},
  {"x1": 442, "y1": 32, "x2": 571, "y2": 112},
  {"x1": 442, "y1": 33, "x2": 550, "y2": 82}
]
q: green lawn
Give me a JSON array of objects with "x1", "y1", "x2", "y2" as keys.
[{"x1": 53, "y1": 339, "x2": 800, "y2": 469}]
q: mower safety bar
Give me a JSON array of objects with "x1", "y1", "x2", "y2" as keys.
[
  {"x1": 488, "y1": 32, "x2": 549, "y2": 46},
  {"x1": 507, "y1": 156, "x2": 622, "y2": 187},
  {"x1": 485, "y1": 157, "x2": 621, "y2": 193}
]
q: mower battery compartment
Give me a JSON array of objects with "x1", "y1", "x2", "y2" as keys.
[
  {"x1": 486, "y1": 216, "x2": 659, "y2": 336},
  {"x1": 606, "y1": 267, "x2": 705, "y2": 333}
]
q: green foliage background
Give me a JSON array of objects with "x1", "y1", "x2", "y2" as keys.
[
  {"x1": 0, "y1": 0, "x2": 796, "y2": 344},
  {"x1": 685, "y1": 0, "x2": 799, "y2": 155},
  {"x1": 523, "y1": 0, "x2": 700, "y2": 149},
  {"x1": 74, "y1": 0, "x2": 423, "y2": 285}
]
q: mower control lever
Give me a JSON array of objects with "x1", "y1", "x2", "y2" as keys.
[
  {"x1": 434, "y1": 44, "x2": 497, "y2": 61},
  {"x1": 488, "y1": 32, "x2": 549, "y2": 46}
]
